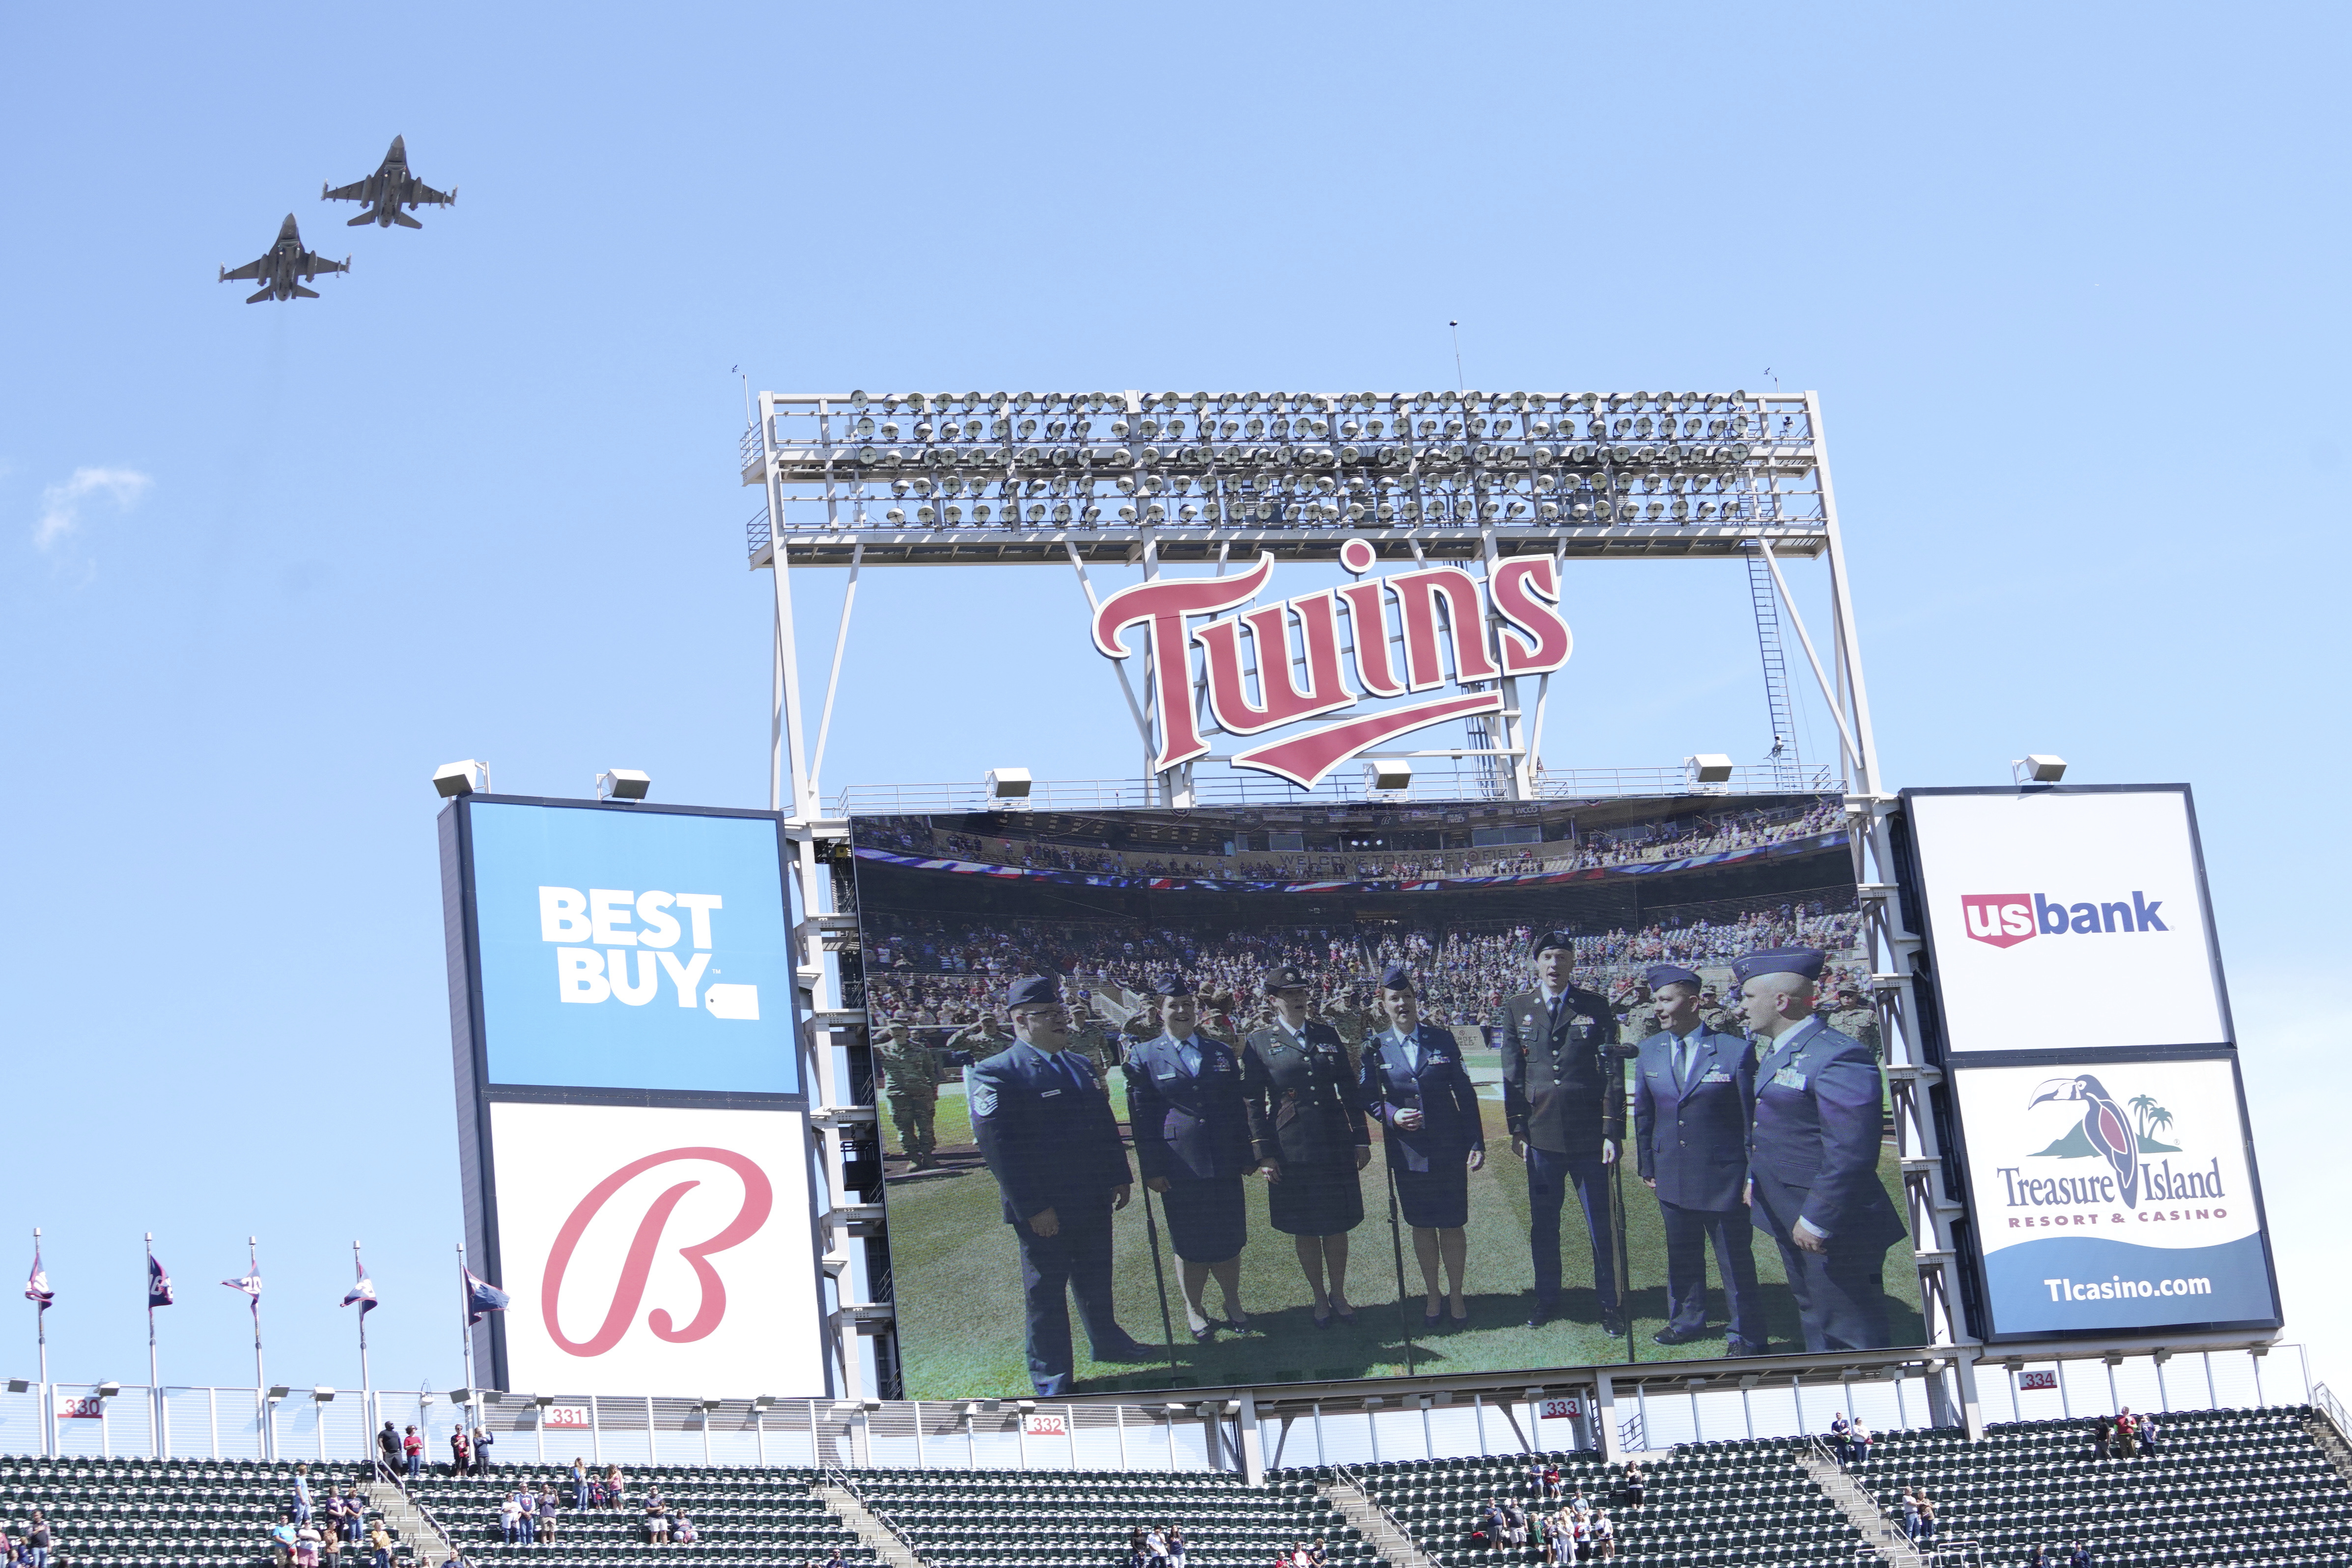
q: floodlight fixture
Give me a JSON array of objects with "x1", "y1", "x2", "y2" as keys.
[
  {"x1": 985, "y1": 767, "x2": 1033, "y2": 800},
  {"x1": 532, "y1": 1394, "x2": 555, "y2": 1408},
  {"x1": 433, "y1": 759, "x2": 489, "y2": 798},
  {"x1": 266, "y1": 1385, "x2": 292, "y2": 1402},
  {"x1": 5, "y1": 1378, "x2": 27, "y2": 1394},
  {"x1": 753, "y1": 1396, "x2": 776, "y2": 1410},
  {"x1": 701, "y1": 1398, "x2": 726, "y2": 1412},
  {"x1": 1015, "y1": 1400, "x2": 1037, "y2": 1412},
  {"x1": 97, "y1": 1382, "x2": 122, "y2": 1399},
  {"x1": 1364, "y1": 757, "x2": 1412, "y2": 792},
  {"x1": 1686, "y1": 754, "x2": 1736, "y2": 785},
  {"x1": 2012, "y1": 754, "x2": 2068, "y2": 784},
  {"x1": 312, "y1": 1387, "x2": 335, "y2": 1403},
  {"x1": 597, "y1": 768, "x2": 652, "y2": 802}
]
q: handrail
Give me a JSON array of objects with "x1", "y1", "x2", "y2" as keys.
[
  {"x1": 2315, "y1": 1383, "x2": 2351, "y2": 1447},
  {"x1": 825, "y1": 1464, "x2": 932, "y2": 1568},
  {"x1": 1329, "y1": 1463, "x2": 1428, "y2": 1561}
]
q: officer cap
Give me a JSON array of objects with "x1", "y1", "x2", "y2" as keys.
[
  {"x1": 1529, "y1": 929, "x2": 1576, "y2": 957},
  {"x1": 1153, "y1": 974, "x2": 1193, "y2": 998},
  {"x1": 1378, "y1": 962, "x2": 1415, "y2": 994},
  {"x1": 1729, "y1": 947, "x2": 1827, "y2": 986},
  {"x1": 1644, "y1": 963, "x2": 1701, "y2": 992},
  {"x1": 1004, "y1": 974, "x2": 1063, "y2": 1009},
  {"x1": 1264, "y1": 964, "x2": 1310, "y2": 992}
]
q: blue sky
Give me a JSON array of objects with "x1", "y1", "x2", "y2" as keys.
[{"x1": 3, "y1": 3, "x2": 2345, "y2": 1401}]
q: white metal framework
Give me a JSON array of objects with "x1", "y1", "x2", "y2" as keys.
[{"x1": 741, "y1": 386, "x2": 1979, "y2": 1421}]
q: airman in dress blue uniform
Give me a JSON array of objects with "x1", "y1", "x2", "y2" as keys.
[
  {"x1": 1498, "y1": 930, "x2": 1626, "y2": 1334},
  {"x1": 1125, "y1": 976, "x2": 1256, "y2": 1340},
  {"x1": 970, "y1": 975, "x2": 1157, "y2": 1395},
  {"x1": 1241, "y1": 964, "x2": 1372, "y2": 1329},
  {"x1": 1359, "y1": 963, "x2": 1486, "y2": 1328},
  {"x1": 1735, "y1": 947, "x2": 1907, "y2": 1352},
  {"x1": 1632, "y1": 962, "x2": 1766, "y2": 1353}
]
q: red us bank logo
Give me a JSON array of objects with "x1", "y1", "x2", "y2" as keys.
[
  {"x1": 1960, "y1": 891, "x2": 2169, "y2": 949},
  {"x1": 1091, "y1": 537, "x2": 1572, "y2": 788},
  {"x1": 541, "y1": 1147, "x2": 773, "y2": 1357}
]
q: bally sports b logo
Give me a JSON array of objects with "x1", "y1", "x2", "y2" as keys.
[{"x1": 541, "y1": 1147, "x2": 773, "y2": 1357}]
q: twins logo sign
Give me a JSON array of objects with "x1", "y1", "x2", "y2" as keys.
[
  {"x1": 1091, "y1": 537, "x2": 1571, "y2": 788},
  {"x1": 487, "y1": 1102, "x2": 824, "y2": 1395}
]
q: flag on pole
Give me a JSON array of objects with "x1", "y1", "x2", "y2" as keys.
[
  {"x1": 342, "y1": 1277, "x2": 377, "y2": 1316},
  {"x1": 26, "y1": 1246, "x2": 52, "y2": 1308},
  {"x1": 463, "y1": 1270, "x2": 509, "y2": 1325},
  {"x1": 148, "y1": 1255, "x2": 174, "y2": 1309},
  {"x1": 221, "y1": 1270, "x2": 262, "y2": 1298}
]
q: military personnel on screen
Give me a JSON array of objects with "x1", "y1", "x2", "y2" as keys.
[
  {"x1": 1631, "y1": 964, "x2": 1766, "y2": 1354},
  {"x1": 1125, "y1": 977, "x2": 1257, "y2": 1339},
  {"x1": 1065, "y1": 997, "x2": 1125, "y2": 1078},
  {"x1": 1736, "y1": 947, "x2": 1907, "y2": 1353},
  {"x1": 1497, "y1": 931, "x2": 1626, "y2": 1334},
  {"x1": 871, "y1": 1022, "x2": 947, "y2": 1169},
  {"x1": 969, "y1": 975, "x2": 1157, "y2": 1395}
]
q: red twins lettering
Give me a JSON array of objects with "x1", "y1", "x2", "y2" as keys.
[{"x1": 541, "y1": 1146, "x2": 773, "y2": 1357}]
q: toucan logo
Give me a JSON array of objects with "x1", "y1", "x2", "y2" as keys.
[{"x1": 1959, "y1": 891, "x2": 2169, "y2": 950}]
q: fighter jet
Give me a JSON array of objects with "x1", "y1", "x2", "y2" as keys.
[
  {"x1": 323, "y1": 135, "x2": 455, "y2": 227},
  {"x1": 219, "y1": 214, "x2": 350, "y2": 303}
]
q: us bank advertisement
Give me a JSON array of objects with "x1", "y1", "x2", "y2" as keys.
[
  {"x1": 1902, "y1": 786, "x2": 2229, "y2": 1054},
  {"x1": 440, "y1": 796, "x2": 822, "y2": 1394},
  {"x1": 1952, "y1": 1057, "x2": 2279, "y2": 1339}
]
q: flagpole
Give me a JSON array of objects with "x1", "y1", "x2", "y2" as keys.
[
  {"x1": 147, "y1": 1233, "x2": 162, "y2": 1459},
  {"x1": 456, "y1": 1242, "x2": 478, "y2": 1450},
  {"x1": 353, "y1": 1240, "x2": 373, "y2": 1464},
  {"x1": 33, "y1": 1227, "x2": 51, "y2": 1459},
  {"x1": 248, "y1": 1236, "x2": 268, "y2": 1461}
]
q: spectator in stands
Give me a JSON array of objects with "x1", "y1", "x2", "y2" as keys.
[
  {"x1": 472, "y1": 1426, "x2": 496, "y2": 1475},
  {"x1": 537, "y1": 1485, "x2": 562, "y2": 1542},
  {"x1": 292, "y1": 1464, "x2": 314, "y2": 1526},
  {"x1": 1126, "y1": 1526, "x2": 1148, "y2": 1566},
  {"x1": 1851, "y1": 1418, "x2": 1873, "y2": 1465},
  {"x1": 1621, "y1": 1464, "x2": 1645, "y2": 1508},
  {"x1": 269, "y1": 1517, "x2": 299, "y2": 1566},
  {"x1": 2067, "y1": 1542, "x2": 2091, "y2": 1568},
  {"x1": 1593, "y1": 1509, "x2": 1617, "y2": 1559},
  {"x1": 1915, "y1": 1495, "x2": 1938, "y2": 1545},
  {"x1": 2115, "y1": 1408, "x2": 2141, "y2": 1457},
  {"x1": 569, "y1": 1458, "x2": 588, "y2": 1512},
  {"x1": 403, "y1": 1426, "x2": 423, "y2": 1481},
  {"x1": 2140, "y1": 1413, "x2": 2161, "y2": 1455},
  {"x1": 2092, "y1": 1415, "x2": 2115, "y2": 1460},
  {"x1": 602, "y1": 1464, "x2": 626, "y2": 1509},
  {"x1": 673, "y1": 1514, "x2": 697, "y2": 1546},
  {"x1": 643, "y1": 1490, "x2": 672, "y2": 1543},
  {"x1": 26, "y1": 1512, "x2": 50, "y2": 1568},
  {"x1": 339, "y1": 1494, "x2": 368, "y2": 1556},
  {"x1": 368, "y1": 1519, "x2": 392, "y2": 1568},
  {"x1": 1830, "y1": 1412, "x2": 1853, "y2": 1464},
  {"x1": 1167, "y1": 1524, "x2": 1188, "y2": 1566},
  {"x1": 1899, "y1": 1487, "x2": 1922, "y2": 1540},
  {"x1": 449, "y1": 1428, "x2": 471, "y2": 1477},
  {"x1": 498, "y1": 1493, "x2": 523, "y2": 1545},
  {"x1": 2023, "y1": 1546, "x2": 2047, "y2": 1568},
  {"x1": 377, "y1": 1422, "x2": 403, "y2": 1480}
]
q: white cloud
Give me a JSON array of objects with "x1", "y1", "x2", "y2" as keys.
[{"x1": 35, "y1": 466, "x2": 152, "y2": 549}]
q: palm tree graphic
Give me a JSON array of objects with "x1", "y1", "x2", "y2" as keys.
[
  {"x1": 2143, "y1": 1103, "x2": 2175, "y2": 1149},
  {"x1": 2128, "y1": 1092, "x2": 2160, "y2": 1144}
]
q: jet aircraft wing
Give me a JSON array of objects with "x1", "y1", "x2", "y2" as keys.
[
  {"x1": 409, "y1": 179, "x2": 454, "y2": 205},
  {"x1": 323, "y1": 177, "x2": 374, "y2": 203},
  {"x1": 298, "y1": 250, "x2": 352, "y2": 278},
  {"x1": 221, "y1": 255, "x2": 270, "y2": 282}
]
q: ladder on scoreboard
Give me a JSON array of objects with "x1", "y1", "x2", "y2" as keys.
[{"x1": 1745, "y1": 546, "x2": 1808, "y2": 791}]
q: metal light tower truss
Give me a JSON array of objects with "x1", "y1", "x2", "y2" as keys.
[{"x1": 738, "y1": 385, "x2": 1979, "y2": 1409}]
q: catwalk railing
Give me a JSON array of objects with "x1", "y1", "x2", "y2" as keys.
[{"x1": 0, "y1": 1345, "x2": 2307, "y2": 1470}]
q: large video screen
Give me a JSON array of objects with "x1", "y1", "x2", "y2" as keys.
[
  {"x1": 851, "y1": 794, "x2": 1927, "y2": 1399},
  {"x1": 1902, "y1": 786, "x2": 2229, "y2": 1055},
  {"x1": 1950, "y1": 1055, "x2": 2279, "y2": 1339}
]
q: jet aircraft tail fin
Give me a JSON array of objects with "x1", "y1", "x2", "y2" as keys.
[
  {"x1": 392, "y1": 208, "x2": 423, "y2": 229},
  {"x1": 290, "y1": 282, "x2": 320, "y2": 299},
  {"x1": 347, "y1": 210, "x2": 377, "y2": 227},
  {"x1": 246, "y1": 285, "x2": 276, "y2": 304}
]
